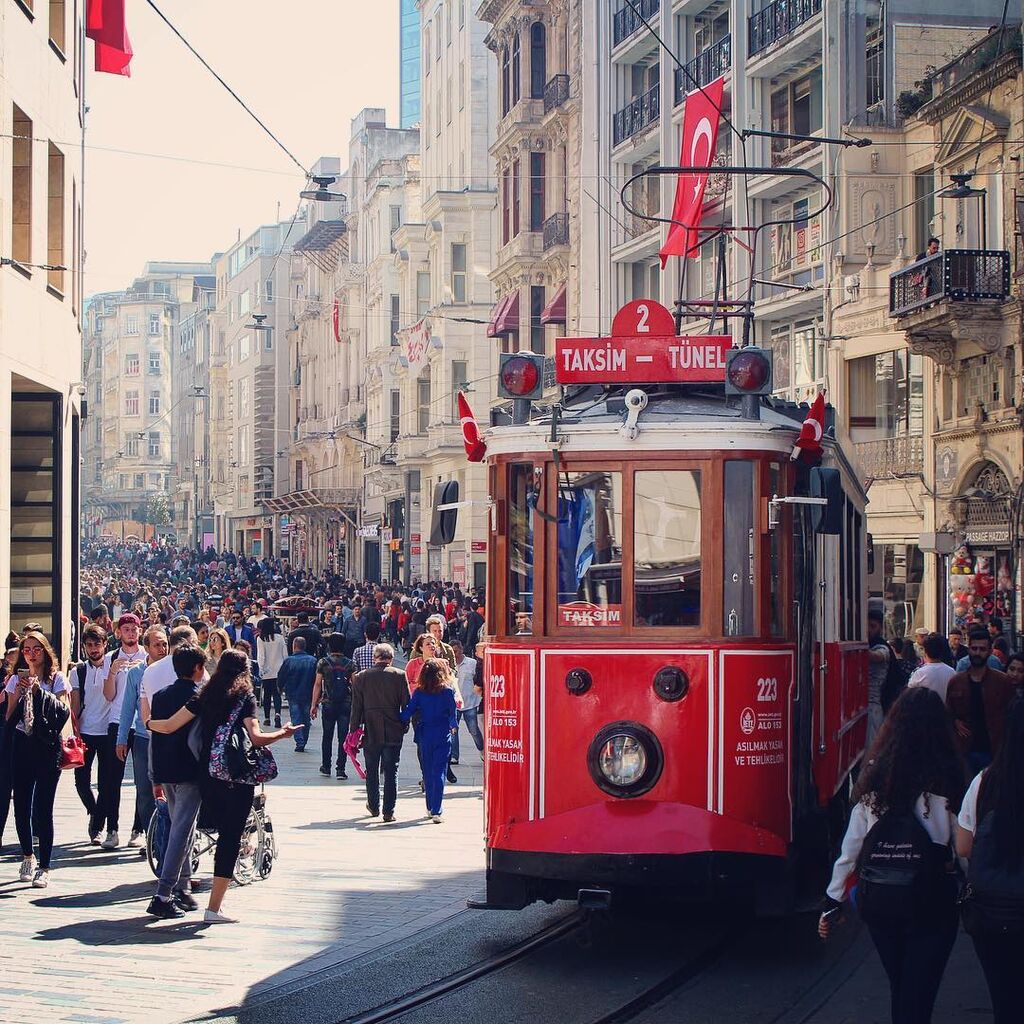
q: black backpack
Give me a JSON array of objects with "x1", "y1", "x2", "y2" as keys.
[
  {"x1": 323, "y1": 656, "x2": 353, "y2": 704},
  {"x1": 856, "y1": 807, "x2": 954, "y2": 925},
  {"x1": 962, "y1": 811, "x2": 1024, "y2": 935}
]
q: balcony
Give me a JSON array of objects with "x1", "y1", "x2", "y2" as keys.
[
  {"x1": 854, "y1": 435, "x2": 924, "y2": 480},
  {"x1": 889, "y1": 250, "x2": 1010, "y2": 319},
  {"x1": 543, "y1": 211, "x2": 570, "y2": 251},
  {"x1": 749, "y1": 0, "x2": 822, "y2": 59},
  {"x1": 674, "y1": 36, "x2": 731, "y2": 105},
  {"x1": 543, "y1": 74, "x2": 570, "y2": 115},
  {"x1": 613, "y1": 85, "x2": 660, "y2": 147},
  {"x1": 612, "y1": 0, "x2": 659, "y2": 49}
]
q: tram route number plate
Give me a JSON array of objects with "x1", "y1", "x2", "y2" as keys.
[{"x1": 555, "y1": 299, "x2": 731, "y2": 385}]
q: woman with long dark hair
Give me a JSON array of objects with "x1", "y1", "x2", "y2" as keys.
[
  {"x1": 148, "y1": 651, "x2": 297, "y2": 922},
  {"x1": 400, "y1": 658, "x2": 457, "y2": 823},
  {"x1": 819, "y1": 686, "x2": 964, "y2": 1024},
  {"x1": 256, "y1": 616, "x2": 286, "y2": 727},
  {"x1": 3, "y1": 632, "x2": 71, "y2": 888},
  {"x1": 955, "y1": 699, "x2": 1024, "y2": 1023}
]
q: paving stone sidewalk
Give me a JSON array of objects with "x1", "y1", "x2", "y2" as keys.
[{"x1": 0, "y1": 717, "x2": 485, "y2": 1024}]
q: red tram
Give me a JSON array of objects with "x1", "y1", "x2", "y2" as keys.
[{"x1": 473, "y1": 300, "x2": 868, "y2": 913}]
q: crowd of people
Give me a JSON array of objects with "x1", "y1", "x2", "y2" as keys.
[
  {"x1": 0, "y1": 540, "x2": 487, "y2": 917},
  {"x1": 823, "y1": 610, "x2": 1024, "y2": 1024}
]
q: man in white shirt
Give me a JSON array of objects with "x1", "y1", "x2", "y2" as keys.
[
  {"x1": 450, "y1": 640, "x2": 482, "y2": 763},
  {"x1": 72, "y1": 624, "x2": 114, "y2": 845},
  {"x1": 141, "y1": 624, "x2": 200, "y2": 723},
  {"x1": 908, "y1": 632, "x2": 957, "y2": 704}
]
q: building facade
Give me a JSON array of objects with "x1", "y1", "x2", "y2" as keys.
[
  {"x1": 1, "y1": 1, "x2": 85, "y2": 658},
  {"x1": 400, "y1": 0, "x2": 422, "y2": 128}
]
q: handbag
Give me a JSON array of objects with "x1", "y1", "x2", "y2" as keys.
[{"x1": 60, "y1": 708, "x2": 87, "y2": 771}]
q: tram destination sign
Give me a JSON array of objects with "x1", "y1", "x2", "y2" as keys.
[{"x1": 556, "y1": 299, "x2": 731, "y2": 385}]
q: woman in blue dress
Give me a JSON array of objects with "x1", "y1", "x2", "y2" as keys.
[{"x1": 400, "y1": 658, "x2": 457, "y2": 823}]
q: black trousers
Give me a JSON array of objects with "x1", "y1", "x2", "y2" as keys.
[
  {"x1": 73, "y1": 724, "x2": 129, "y2": 833},
  {"x1": 364, "y1": 743, "x2": 401, "y2": 817},
  {"x1": 867, "y1": 911, "x2": 958, "y2": 1024},
  {"x1": 972, "y1": 931, "x2": 1024, "y2": 1024},
  {"x1": 12, "y1": 733, "x2": 61, "y2": 868},
  {"x1": 262, "y1": 678, "x2": 282, "y2": 719},
  {"x1": 204, "y1": 780, "x2": 254, "y2": 879},
  {"x1": 320, "y1": 701, "x2": 351, "y2": 772}
]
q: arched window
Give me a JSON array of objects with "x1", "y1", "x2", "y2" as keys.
[
  {"x1": 530, "y1": 23, "x2": 547, "y2": 99},
  {"x1": 512, "y1": 33, "x2": 521, "y2": 105},
  {"x1": 501, "y1": 45, "x2": 511, "y2": 115}
]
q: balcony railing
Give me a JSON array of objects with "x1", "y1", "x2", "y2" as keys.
[
  {"x1": 674, "y1": 35, "x2": 731, "y2": 104},
  {"x1": 889, "y1": 249, "x2": 1010, "y2": 318},
  {"x1": 854, "y1": 435, "x2": 924, "y2": 479},
  {"x1": 543, "y1": 74, "x2": 570, "y2": 114},
  {"x1": 612, "y1": 0, "x2": 659, "y2": 48},
  {"x1": 749, "y1": 0, "x2": 822, "y2": 58},
  {"x1": 543, "y1": 211, "x2": 570, "y2": 251},
  {"x1": 613, "y1": 85, "x2": 660, "y2": 147}
]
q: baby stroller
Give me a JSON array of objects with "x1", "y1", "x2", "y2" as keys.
[{"x1": 146, "y1": 786, "x2": 278, "y2": 885}]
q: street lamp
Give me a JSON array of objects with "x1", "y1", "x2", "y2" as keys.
[
  {"x1": 299, "y1": 175, "x2": 346, "y2": 203},
  {"x1": 937, "y1": 172, "x2": 987, "y2": 248},
  {"x1": 246, "y1": 313, "x2": 273, "y2": 333}
]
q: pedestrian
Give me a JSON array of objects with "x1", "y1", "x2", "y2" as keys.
[
  {"x1": 867, "y1": 611, "x2": 891, "y2": 747},
  {"x1": 116, "y1": 624, "x2": 169, "y2": 850},
  {"x1": 349, "y1": 643, "x2": 409, "y2": 822},
  {"x1": 140, "y1": 624, "x2": 200, "y2": 724},
  {"x1": 233, "y1": 639, "x2": 261, "y2": 703},
  {"x1": 341, "y1": 604, "x2": 367, "y2": 658},
  {"x1": 946, "y1": 627, "x2": 1015, "y2": 775},
  {"x1": 451, "y1": 640, "x2": 483, "y2": 760},
  {"x1": 276, "y1": 636, "x2": 317, "y2": 752},
  {"x1": 256, "y1": 616, "x2": 286, "y2": 728},
  {"x1": 819, "y1": 686, "x2": 964, "y2": 1023},
  {"x1": 4, "y1": 632, "x2": 72, "y2": 888},
  {"x1": 955, "y1": 699, "x2": 1024, "y2": 1024},
  {"x1": 147, "y1": 650, "x2": 298, "y2": 923},
  {"x1": 286, "y1": 612, "x2": 322, "y2": 658},
  {"x1": 907, "y1": 633, "x2": 957, "y2": 703},
  {"x1": 311, "y1": 634, "x2": 355, "y2": 780},
  {"x1": 352, "y1": 619, "x2": 382, "y2": 673},
  {"x1": 1004, "y1": 653, "x2": 1023, "y2": 697},
  {"x1": 0, "y1": 645, "x2": 21, "y2": 850},
  {"x1": 400, "y1": 659, "x2": 457, "y2": 823},
  {"x1": 206, "y1": 627, "x2": 232, "y2": 674},
  {"x1": 225, "y1": 611, "x2": 255, "y2": 648},
  {"x1": 947, "y1": 628, "x2": 964, "y2": 667},
  {"x1": 425, "y1": 615, "x2": 457, "y2": 671},
  {"x1": 71, "y1": 623, "x2": 113, "y2": 845}
]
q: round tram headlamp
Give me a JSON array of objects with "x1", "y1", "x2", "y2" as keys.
[
  {"x1": 587, "y1": 721, "x2": 663, "y2": 798},
  {"x1": 599, "y1": 734, "x2": 647, "y2": 786}
]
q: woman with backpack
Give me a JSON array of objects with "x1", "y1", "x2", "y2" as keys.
[
  {"x1": 819, "y1": 686, "x2": 964, "y2": 1024},
  {"x1": 147, "y1": 651, "x2": 298, "y2": 923},
  {"x1": 955, "y1": 698, "x2": 1024, "y2": 1024}
]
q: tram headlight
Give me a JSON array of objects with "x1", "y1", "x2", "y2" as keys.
[{"x1": 587, "y1": 722, "x2": 663, "y2": 798}]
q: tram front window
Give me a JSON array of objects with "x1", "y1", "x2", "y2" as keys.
[
  {"x1": 634, "y1": 470, "x2": 702, "y2": 627},
  {"x1": 556, "y1": 471, "x2": 623, "y2": 627},
  {"x1": 508, "y1": 463, "x2": 541, "y2": 634}
]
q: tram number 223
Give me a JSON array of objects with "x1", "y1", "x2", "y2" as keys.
[
  {"x1": 756, "y1": 677, "x2": 778, "y2": 703},
  {"x1": 490, "y1": 674, "x2": 507, "y2": 699}
]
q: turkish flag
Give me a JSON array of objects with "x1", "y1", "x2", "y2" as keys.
[
  {"x1": 333, "y1": 297, "x2": 342, "y2": 343},
  {"x1": 457, "y1": 391, "x2": 487, "y2": 463},
  {"x1": 659, "y1": 76, "x2": 725, "y2": 267},
  {"x1": 791, "y1": 391, "x2": 826, "y2": 464},
  {"x1": 86, "y1": 0, "x2": 133, "y2": 77}
]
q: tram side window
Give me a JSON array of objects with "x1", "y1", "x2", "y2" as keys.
[
  {"x1": 556, "y1": 471, "x2": 623, "y2": 627},
  {"x1": 839, "y1": 497, "x2": 863, "y2": 640},
  {"x1": 635, "y1": 470, "x2": 701, "y2": 627},
  {"x1": 508, "y1": 463, "x2": 540, "y2": 635},
  {"x1": 768, "y1": 462, "x2": 786, "y2": 637},
  {"x1": 723, "y1": 462, "x2": 755, "y2": 636}
]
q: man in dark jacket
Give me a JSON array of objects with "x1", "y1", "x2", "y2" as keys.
[
  {"x1": 277, "y1": 636, "x2": 318, "y2": 752},
  {"x1": 287, "y1": 612, "x2": 322, "y2": 658},
  {"x1": 350, "y1": 643, "x2": 409, "y2": 822}
]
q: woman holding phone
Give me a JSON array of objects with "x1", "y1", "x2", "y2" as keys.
[{"x1": 3, "y1": 632, "x2": 71, "y2": 888}]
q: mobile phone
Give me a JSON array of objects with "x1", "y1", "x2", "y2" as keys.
[
  {"x1": 16, "y1": 668, "x2": 30, "y2": 681},
  {"x1": 820, "y1": 905, "x2": 843, "y2": 923}
]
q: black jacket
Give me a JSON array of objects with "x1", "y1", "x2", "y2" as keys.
[{"x1": 6, "y1": 688, "x2": 70, "y2": 769}]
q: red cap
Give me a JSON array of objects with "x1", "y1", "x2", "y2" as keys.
[{"x1": 117, "y1": 613, "x2": 141, "y2": 628}]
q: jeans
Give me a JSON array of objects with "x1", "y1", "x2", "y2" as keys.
[
  {"x1": 73, "y1": 732, "x2": 109, "y2": 832},
  {"x1": 867, "y1": 909, "x2": 958, "y2": 1024},
  {"x1": 130, "y1": 735, "x2": 156, "y2": 835},
  {"x1": 364, "y1": 742, "x2": 401, "y2": 817},
  {"x1": 262, "y1": 678, "x2": 282, "y2": 720},
  {"x1": 288, "y1": 695, "x2": 312, "y2": 749},
  {"x1": 204, "y1": 779, "x2": 254, "y2": 879},
  {"x1": 320, "y1": 701, "x2": 351, "y2": 772},
  {"x1": 972, "y1": 931, "x2": 1024, "y2": 1024},
  {"x1": 12, "y1": 733, "x2": 61, "y2": 869},
  {"x1": 156, "y1": 781, "x2": 202, "y2": 899},
  {"x1": 101, "y1": 723, "x2": 129, "y2": 832},
  {"x1": 453, "y1": 707, "x2": 483, "y2": 760}
]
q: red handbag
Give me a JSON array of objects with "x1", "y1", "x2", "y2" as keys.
[{"x1": 60, "y1": 709, "x2": 86, "y2": 771}]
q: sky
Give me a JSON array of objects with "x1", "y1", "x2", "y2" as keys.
[{"x1": 85, "y1": 1, "x2": 399, "y2": 292}]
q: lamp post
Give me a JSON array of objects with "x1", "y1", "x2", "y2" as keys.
[{"x1": 937, "y1": 172, "x2": 987, "y2": 248}]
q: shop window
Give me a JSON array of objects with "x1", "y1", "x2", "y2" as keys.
[
  {"x1": 508, "y1": 464, "x2": 541, "y2": 633},
  {"x1": 635, "y1": 470, "x2": 701, "y2": 628}
]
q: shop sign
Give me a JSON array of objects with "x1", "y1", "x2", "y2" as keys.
[
  {"x1": 471, "y1": 541, "x2": 487, "y2": 553},
  {"x1": 381, "y1": 527, "x2": 394, "y2": 543},
  {"x1": 357, "y1": 525, "x2": 379, "y2": 539},
  {"x1": 965, "y1": 528, "x2": 1010, "y2": 544},
  {"x1": 411, "y1": 545, "x2": 422, "y2": 555},
  {"x1": 411, "y1": 533, "x2": 421, "y2": 543}
]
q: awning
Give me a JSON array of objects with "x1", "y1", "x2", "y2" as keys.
[
  {"x1": 486, "y1": 294, "x2": 511, "y2": 338},
  {"x1": 540, "y1": 283, "x2": 567, "y2": 325},
  {"x1": 490, "y1": 291, "x2": 520, "y2": 337}
]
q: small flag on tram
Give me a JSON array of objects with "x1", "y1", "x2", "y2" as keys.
[
  {"x1": 659, "y1": 76, "x2": 725, "y2": 267},
  {"x1": 456, "y1": 391, "x2": 487, "y2": 463},
  {"x1": 86, "y1": 0, "x2": 133, "y2": 77},
  {"x1": 791, "y1": 391, "x2": 826, "y2": 464},
  {"x1": 333, "y1": 297, "x2": 343, "y2": 343}
]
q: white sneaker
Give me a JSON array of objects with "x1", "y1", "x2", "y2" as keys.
[
  {"x1": 19, "y1": 857, "x2": 35, "y2": 882},
  {"x1": 431, "y1": 814, "x2": 443, "y2": 824},
  {"x1": 203, "y1": 908, "x2": 239, "y2": 924},
  {"x1": 127, "y1": 831, "x2": 145, "y2": 849},
  {"x1": 101, "y1": 830, "x2": 120, "y2": 850},
  {"x1": 32, "y1": 869, "x2": 49, "y2": 889}
]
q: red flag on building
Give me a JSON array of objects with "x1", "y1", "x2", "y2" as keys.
[
  {"x1": 659, "y1": 76, "x2": 725, "y2": 267},
  {"x1": 332, "y1": 297, "x2": 342, "y2": 343},
  {"x1": 791, "y1": 391, "x2": 826, "y2": 463},
  {"x1": 457, "y1": 391, "x2": 487, "y2": 463},
  {"x1": 86, "y1": 0, "x2": 133, "y2": 77}
]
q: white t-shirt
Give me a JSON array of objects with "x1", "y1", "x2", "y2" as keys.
[
  {"x1": 107, "y1": 646, "x2": 147, "y2": 726},
  {"x1": 908, "y1": 661, "x2": 956, "y2": 703},
  {"x1": 141, "y1": 655, "x2": 179, "y2": 704},
  {"x1": 3, "y1": 672, "x2": 71, "y2": 734},
  {"x1": 77, "y1": 654, "x2": 113, "y2": 736},
  {"x1": 957, "y1": 771, "x2": 985, "y2": 834},
  {"x1": 827, "y1": 793, "x2": 957, "y2": 902}
]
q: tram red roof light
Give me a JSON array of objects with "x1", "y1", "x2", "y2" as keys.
[
  {"x1": 725, "y1": 348, "x2": 773, "y2": 396},
  {"x1": 498, "y1": 352, "x2": 544, "y2": 400}
]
